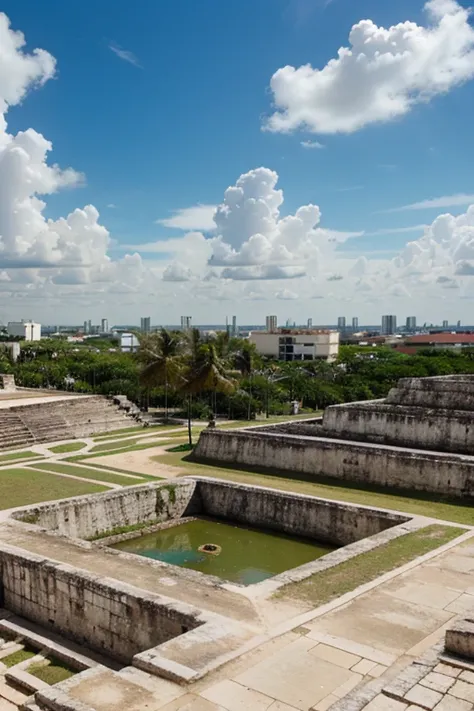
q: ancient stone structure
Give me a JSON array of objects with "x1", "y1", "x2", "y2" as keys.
[
  {"x1": 194, "y1": 375, "x2": 474, "y2": 497},
  {"x1": 321, "y1": 375, "x2": 474, "y2": 454},
  {"x1": 0, "y1": 477, "x2": 418, "y2": 702},
  {"x1": 0, "y1": 393, "x2": 142, "y2": 450}
]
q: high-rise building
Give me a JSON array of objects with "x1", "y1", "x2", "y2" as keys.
[
  {"x1": 406, "y1": 316, "x2": 416, "y2": 331},
  {"x1": 181, "y1": 316, "x2": 192, "y2": 331},
  {"x1": 101, "y1": 318, "x2": 109, "y2": 333},
  {"x1": 140, "y1": 317, "x2": 151, "y2": 333},
  {"x1": 307, "y1": 318, "x2": 313, "y2": 329},
  {"x1": 83, "y1": 320, "x2": 88, "y2": 334},
  {"x1": 381, "y1": 315, "x2": 397, "y2": 335},
  {"x1": 457, "y1": 320, "x2": 462, "y2": 328},
  {"x1": 442, "y1": 320, "x2": 449, "y2": 328},
  {"x1": 266, "y1": 315, "x2": 277, "y2": 333},
  {"x1": 352, "y1": 317, "x2": 359, "y2": 330},
  {"x1": 337, "y1": 317, "x2": 346, "y2": 331},
  {"x1": 232, "y1": 315, "x2": 237, "y2": 336}
]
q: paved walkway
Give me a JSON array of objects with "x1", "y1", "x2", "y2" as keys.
[{"x1": 1, "y1": 530, "x2": 474, "y2": 709}]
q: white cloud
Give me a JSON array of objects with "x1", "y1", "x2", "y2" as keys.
[
  {"x1": 301, "y1": 140, "x2": 325, "y2": 149},
  {"x1": 380, "y1": 193, "x2": 474, "y2": 213},
  {"x1": 221, "y1": 265, "x2": 306, "y2": 281},
  {"x1": 207, "y1": 167, "x2": 354, "y2": 276},
  {"x1": 107, "y1": 203, "x2": 116, "y2": 209},
  {"x1": 264, "y1": 0, "x2": 474, "y2": 134},
  {"x1": 364, "y1": 224, "x2": 428, "y2": 236},
  {"x1": 162, "y1": 262, "x2": 193, "y2": 282},
  {"x1": 108, "y1": 42, "x2": 141, "y2": 68},
  {"x1": 0, "y1": 13, "x2": 56, "y2": 115},
  {"x1": 276, "y1": 289, "x2": 299, "y2": 300},
  {"x1": 156, "y1": 204, "x2": 217, "y2": 231}
]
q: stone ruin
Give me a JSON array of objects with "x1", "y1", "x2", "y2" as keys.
[
  {"x1": 320, "y1": 375, "x2": 474, "y2": 454},
  {"x1": 194, "y1": 375, "x2": 474, "y2": 498}
]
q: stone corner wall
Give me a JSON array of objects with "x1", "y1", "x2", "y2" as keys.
[{"x1": 11, "y1": 479, "x2": 197, "y2": 540}]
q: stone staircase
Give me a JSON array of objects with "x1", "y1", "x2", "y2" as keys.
[{"x1": 0, "y1": 395, "x2": 141, "y2": 451}]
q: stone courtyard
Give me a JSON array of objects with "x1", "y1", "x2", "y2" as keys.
[{"x1": 1, "y1": 526, "x2": 474, "y2": 710}]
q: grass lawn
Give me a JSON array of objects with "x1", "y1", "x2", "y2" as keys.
[
  {"x1": 0, "y1": 468, "x2": 108, "y2": 510},
  {"x1": 89, "y1": 437, "x2": 153, "y2": 453},
  {"x1": 0, "y1": 450, "x2": 39, "y2": 464},
  {"x1": 92, "y1": 424, "x2": 183, "y2": 441},
  {"x1": 277, "y1": 525, "x2": 465, "y2": 606},
  {"x1": 2, "y1": 647, "x2": 36, "y2": 667},
  {"x1": 48, "y1": 441, "x2": 87, "y2": 454},
  {"x1": 28, "y1": 658, "x2": 76, "y2": 685},
  {"x1": 31, "y1": 462, "x2": 150, "y2": 487},
  {"x1": 151, "y1": 450, "x2": 474, "y2": 526}
]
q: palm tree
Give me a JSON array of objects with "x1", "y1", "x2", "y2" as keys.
[
  {"x1": 138, "y1": 329, "x2": 182, "y2": 419},
  {"x1": 234, "y1": 343, "x2": 255, "y2": 420},
  {"x1": 180, "y1": 343, "x2": 237, "y2": 445}
]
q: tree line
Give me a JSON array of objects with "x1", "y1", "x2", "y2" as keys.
[{"x1": 2, "y1": 330, "x2": 474, "y2": 428}]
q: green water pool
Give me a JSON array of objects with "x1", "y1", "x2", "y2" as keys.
[{"x1": 111, "y1": 518, "x2": 336, "y2": 585}]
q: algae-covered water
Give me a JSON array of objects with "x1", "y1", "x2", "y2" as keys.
[{"x1": 111, "y1": 518, "x2": 336, "y2": 585}]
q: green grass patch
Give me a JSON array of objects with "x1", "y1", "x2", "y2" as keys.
[
  {"x1": 48, "y1": 441, "x2": 87, "y2": 454},
  {"x1": 2, "y1": 647, "x2": 36, "y2": 667},
  {"x1": 65, "y1": 461, "x2": 161, "y2": 481},
  {"x1": 92, "y1": 424, "x2": 182, "y2": 441},
  {"x1": 152, "y1": 450, "x2": 474, "y2": 526},
  {"x1": 88, "y1": 517, "x2": 162, "y2": 541},
  {"x1": 28, "y1": 657, "x2": 76, "y2": 684},
  {"x1": 167, "y1": 443, "x2": 194, "y2": 453},
  {"x1": 0, "y1": 450, "x2": 39, "y2": 464},
  {"x1": 0, "y1": 468, "x2": 108, "y2": 510},
  {"x1": 31, "y1": 462, "x2": 148, "y2": 487},
  {"x1": 90, "y1": 437, "x2": 149, "y2": 453},
  {"x1": 277, "y1": 525, "x2": 465, "y2": 606}
]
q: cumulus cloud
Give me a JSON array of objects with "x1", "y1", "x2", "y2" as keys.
[
  {"x1": 264, "y1": 0, "x2": 474, "y2": 134},
  {"x1": 156, "y1": 205, "x2": 217, "y2": 231},
  {"x1": 207, "y1": 167, "x2": 349, "y2": 281},
  {"x1": 162, "y1": 262, "x2": 193, "y2": 282}
]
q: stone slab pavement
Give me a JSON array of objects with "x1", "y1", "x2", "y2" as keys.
[
  {"x1": 3, "y1": 535, "x2": 471, "y2": 711},
  {"x1": 0, "y1": 530, "x2": 474, "y2": 711}
]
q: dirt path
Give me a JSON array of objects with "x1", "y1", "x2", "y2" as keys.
[{"x1": 81, "y1": 446, "x2": 184, "y2": 478}]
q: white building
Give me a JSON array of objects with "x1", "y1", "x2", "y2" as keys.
[
  {"x1": 120, "y1": 332, "x2": 140, "y2": 353},
  {"x1": 7, "y1": 320, "x2": 41, "y2": 341},
  {"x1": 249, "y1": 329, "x2": 339, "y2": 362}
]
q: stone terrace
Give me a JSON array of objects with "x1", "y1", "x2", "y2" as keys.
[{"x1": 0, "y1": 394, "x2": 136, "y2": 450}]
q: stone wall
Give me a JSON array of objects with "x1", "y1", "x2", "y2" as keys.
[
  {"x1": 387, "y1": 375, "x2": 474, "y2": 411},
  {"x1": 193, "y1": 429, "x2": 474, "y2": 497},
  {"x1": 14, "y1": 477, "x2": 405, "y2": 547},
  {"x1": 0, "y1": 545, "x2": 202, "y2": 663},
  {"x1": 196, "y1": 479, "x2": 408, "y2": 546},
  {"x1": 321, "y1": 400, "x2": 474, "y2": 454},
  {"x1": 14, "y1": 481, "x2": 198, "y2": 539}
]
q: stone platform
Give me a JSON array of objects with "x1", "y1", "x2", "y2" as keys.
[
  {"x1": 321, "y1": 376, "x2": 474, "y2": 455},
  {"x1": 194, "y1": 375, "x2": 474, "y2": 497}
]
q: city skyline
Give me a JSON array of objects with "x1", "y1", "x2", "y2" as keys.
[{"x1": 1, "y1": 2, "x2": 474, "y2": 323}]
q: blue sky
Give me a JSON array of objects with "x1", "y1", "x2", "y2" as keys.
[{"x1": 1, "y1": 0, "x2": 474, "y2": 324}]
